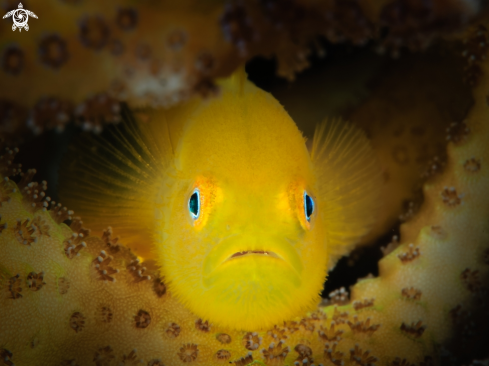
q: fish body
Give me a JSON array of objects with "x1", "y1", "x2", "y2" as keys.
[{"x1": 60, "y1": 71, "x2": 381, "y2": 330}]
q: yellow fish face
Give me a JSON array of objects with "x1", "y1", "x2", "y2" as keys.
[
  {"x1": 60, "y1": 72, "x2": 380, "y2": 332},
  {"x1": 155, "y1": 81, "x2": 328, "y2": 330}
]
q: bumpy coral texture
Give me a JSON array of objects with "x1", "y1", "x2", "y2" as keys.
[
  {"x1": 0, "y1": 25, "x2": 488, "y2": 365},
  {"x1": 0, "y1": 0, "x2": 484, "y2": 140}
]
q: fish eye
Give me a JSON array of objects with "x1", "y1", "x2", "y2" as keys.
[
  {"x1": 189, "y1": 189, "x2": 200, "y2": 220},
  {"x1": 304, "y1": 191, "x2": 314, "y2": 222}
]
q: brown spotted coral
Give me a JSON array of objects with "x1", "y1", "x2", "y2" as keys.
[{"x1": 0, "y1": 0, "x2": 485, "y2": 140}]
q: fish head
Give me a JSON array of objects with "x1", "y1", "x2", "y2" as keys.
[{"x1": 156, "y1": 79, "x2": 328, "y2": 330}]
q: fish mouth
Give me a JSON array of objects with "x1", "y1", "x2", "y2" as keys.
[
  {"x1": 228, "y1": 250, "x2": 281, "y2": 260},
  {"x1": 203, "y1": 237, "x2": 303, "y2": 279}
]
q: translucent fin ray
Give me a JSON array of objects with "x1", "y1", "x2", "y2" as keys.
[
  {"x1": 59, "y1": 107, "x2": 174, "y2": 258},
  {"x1": 311, "y1": 119, "x2": 382, "y2": 268}
]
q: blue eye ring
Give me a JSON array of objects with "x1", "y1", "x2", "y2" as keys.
[
  {"x1": 188, "y1": 188, "x2": 200, "y2": 220},
  {"x1": 304, "y1": 191, "x2": 314, "y2": 222}
]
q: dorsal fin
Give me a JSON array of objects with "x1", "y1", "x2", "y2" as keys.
[
  {"x1": 218, "y1": 65, "x2": 248, "y2": 96},
  {"x1": 233, "y1": 65, "x2": 247, "y2": 96},
  {"x1": 310, "y1": 118, "x2": 382, "y2": 268}
]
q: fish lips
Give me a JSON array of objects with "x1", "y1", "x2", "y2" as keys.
[{"x1": 202, "y1": 236, "x2": 304, "y2": 282}]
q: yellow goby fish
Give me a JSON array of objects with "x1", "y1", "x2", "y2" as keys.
[{"x1": 60, "y1": 70, "x2": 381, "y2": 331}]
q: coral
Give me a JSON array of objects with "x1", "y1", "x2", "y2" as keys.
[
  {"x1": 397, "y1": 244, "x2": 421, "y2": 263},
  {"x1": 0, "y1": 0, "x2": 485, "y2": 141},
  {"x1": 325, "y1": 286, "x2": 350, "y2": 306},
  {"x1": 1, "y1": 14, "x2": 489, "y2": 366},
  {"x1": 69, "y1": 312, "x2": 86, "y2": 333},
  {"x1": 400, "y1": 321, "x2": 427, "y2": 338}
]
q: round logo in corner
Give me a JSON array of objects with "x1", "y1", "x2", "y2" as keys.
[{"x1": 3, "y1": 3, "x2": 38, "y2": 32}]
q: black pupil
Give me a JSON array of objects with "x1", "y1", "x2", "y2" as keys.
[
  {"x1": 189, "y1": 192, "x2": 199, "y2": 217},
  {"x1": 305, "y1": 194, "x2": 313, "y2": 218}
]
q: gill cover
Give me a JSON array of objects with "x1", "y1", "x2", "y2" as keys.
[{"x1": 60, "y1": 69, "x2": 381, "y2": 330}]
